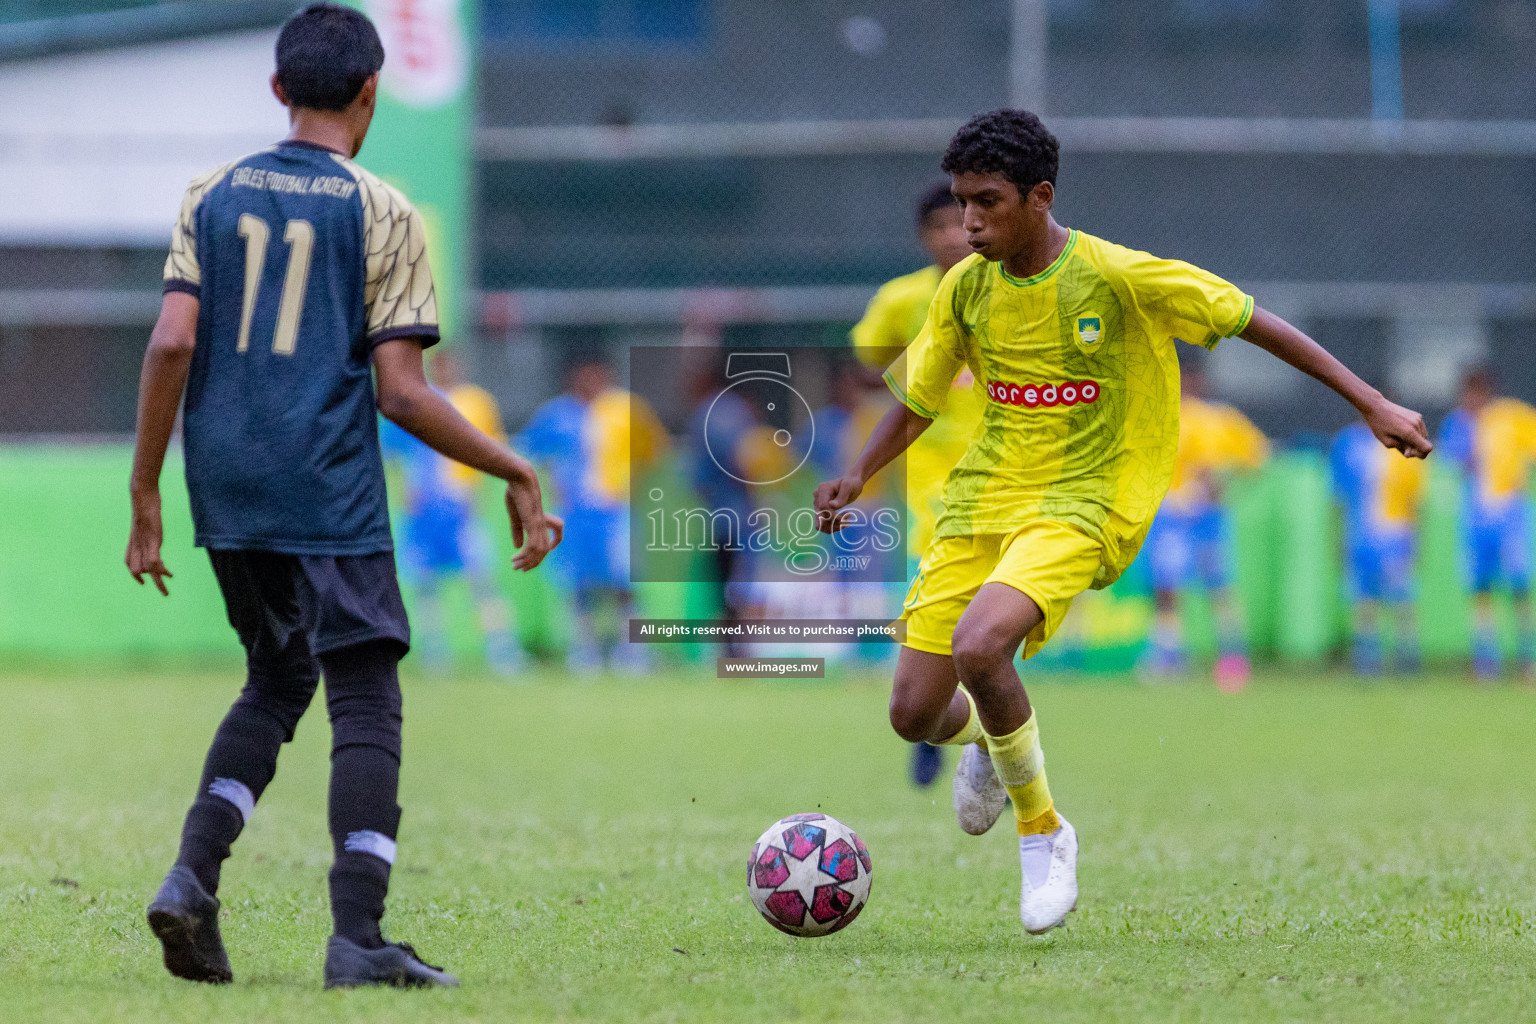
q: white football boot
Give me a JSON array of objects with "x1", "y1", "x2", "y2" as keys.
[
  {"x1": 952, "y1": 742, "x2": 1009, "y2": 835},
  {"x1": 1018, "y1": 817, "x2": 1078, "y2": 934}
]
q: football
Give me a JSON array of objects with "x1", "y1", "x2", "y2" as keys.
[{"x1": 747, "y1": 813, "x2": 873, "y2": 937}]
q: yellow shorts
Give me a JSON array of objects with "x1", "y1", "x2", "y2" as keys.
[{"x1": 901, "y1": 520, "x2": 1104, "y2": 660}]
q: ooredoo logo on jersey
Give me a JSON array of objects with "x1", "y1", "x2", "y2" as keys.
[{"x1": 986, "y1": 380, "x2": 1100, "y2": 408}]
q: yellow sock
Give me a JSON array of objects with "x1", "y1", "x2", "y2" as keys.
[
  {"x1": 934, "y1": 690, "x2": 987, "y2": 749},
  {"x1": 983, "y1": 713, "x2": 1061, "y2": 836}
]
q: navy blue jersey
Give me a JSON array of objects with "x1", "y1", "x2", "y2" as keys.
[{"x1": 164, "y1": 141, "x2": 439, "y2": 554}]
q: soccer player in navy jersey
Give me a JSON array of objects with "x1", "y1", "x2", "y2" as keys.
[{"x1": 125, "y1": 4, "x2": 560, "y2": 988}]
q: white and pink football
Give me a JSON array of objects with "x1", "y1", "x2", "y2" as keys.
[{"x1": 747, "y1": 813, "x2": 872, "y2": 937}]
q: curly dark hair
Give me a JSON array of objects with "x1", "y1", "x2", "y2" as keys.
[{"x1": 941, "y1": 109, "x2": 1059, "y2": 195}]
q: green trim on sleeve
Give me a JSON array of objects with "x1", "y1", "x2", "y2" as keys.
[
  {"x1": 883, "y1": 368, "x2": 940, "y2": 420},
  {"x1": 1233, "y1": 294, "x2": 1255, "y2": 336},
  {"x1": 1201, "y1": 293, "x2": 1255, "y2": 350}
]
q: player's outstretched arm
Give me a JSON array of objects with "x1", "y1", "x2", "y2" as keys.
[
  {"x1": 373, "y1": 339, "x2": 563, "y2": 571},
  {"x1": 1238, "y1": 306, "x2": 1432, "y2": 459},
  {"x1": 126, "y1": 291, "x2": 200, "y2": 595},
  {"x1": 813, "y1": 403, "x2": 933, "y2": 533}
]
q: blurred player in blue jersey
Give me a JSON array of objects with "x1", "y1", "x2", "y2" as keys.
[
  {"x1": 1330, "y1": 419, "x2": 1427, "y2": 674},
  {"x1": 814, "y1": 357, "x2": 902, "y2": 647},
  {"x1": 125, "y1": 5, "x2": 559, "y2": 989},
  {"x1": 1141, "y1": 368, "x2": 1268, "y2": 690},
  {"x1": 520, "y1": 351, "x2": 669, "y2": 673},
  {"x1": 1437, "y1": 368, "x2": 1536, "y2": 680},
  {"x1": 381, "y1": 350, "x2": 523, "y2": 676}
]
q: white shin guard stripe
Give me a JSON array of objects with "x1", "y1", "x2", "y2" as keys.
[
  {"x1": 344, "y1": 829, "x2": 397, "y2": 865},
  {"x1": 208, "y1": 778, "x2": 255, "y2": 824}
]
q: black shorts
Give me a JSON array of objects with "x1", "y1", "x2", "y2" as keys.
[{"x1": 208, "y1": 549, "x2": 411, "y2": 662}]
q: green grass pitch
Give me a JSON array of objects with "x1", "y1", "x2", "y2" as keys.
[{"x1": 2, "y1": 665, "x2": 1535, "y2": 1022}]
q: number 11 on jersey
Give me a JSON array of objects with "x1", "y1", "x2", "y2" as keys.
[{"x1": 235, "y1": 213, "x2": 314, "y2": 356}]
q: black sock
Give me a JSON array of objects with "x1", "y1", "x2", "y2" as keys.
[
  {"x1": 329, "y1": 855, "x2": 391, "y2": 948},
  {"x1": 321, "y1": 641, "x2": 405, "y2": 948},
  {"x1": 175, "y1": 665, "x2": 318, "y2": 895},
  {"x1": 176, "y1": 796, "x2": 244, "y2": 897}
]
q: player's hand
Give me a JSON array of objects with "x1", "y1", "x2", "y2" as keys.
[
  {"x1": 813, "y1": 475, "x2": 864, "y2": 533},
  {"x1": 125, "y1": 490, "x2": 173, "y2": 596},
  {"x1": 1364, "y1": 396, "x2": 1433, "y2": 459},
  {"x1": 504, "y1": 480, "x2": 562, "y2": 571},
  {"x1": 513, "y1": 512, "x2": 563, "y2": 572}
]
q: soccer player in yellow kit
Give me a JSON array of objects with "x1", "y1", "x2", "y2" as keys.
[
  {"x1": 814, "y1": 110, "x2": 1431, "y2": 935},
  {"x1": 850, "y1": 183, "x2": 980, "y2": 786},
  {"x1": 1142, "y1": 367, "x2": 1268, "y2": 689},
  {"x1": 382, "y1": 351, "x2": 525, "y2": 675},
  {"x1": 519, "y1": 352, "x2": 670, "y2": 673},
  {"x1": 851, "y1": 185, "x2": 981, "y2": 562},
  {"x1": 1331, "y1": 415, "x2": 1429, "y2": 674},
  {"x1": 1438, "y1": 368, "x2": 1536, "y2": 679}
]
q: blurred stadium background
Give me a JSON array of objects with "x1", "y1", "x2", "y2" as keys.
[{"x1": 2, "y1": 0, "x2": 1534, "y2": 668}]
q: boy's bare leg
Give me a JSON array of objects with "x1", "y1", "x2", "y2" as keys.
[
  {"x1": 951, "y1": 583, "x2": 1039, "y2": 735},
  {"x1": 891, "y1": 642, "x2": 1010, "y2": 836},
  {"x1": 889, "y1": 646, "x2": 971, "y2": 743},
  {"x1": 890, "y1": 647, "x2": 972, "y2": 790}
]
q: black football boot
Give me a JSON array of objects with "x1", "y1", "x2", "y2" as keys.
[
  {"x1": 323, "y1": 934, "x2": 459, "y2": 989},
  {"x1": 145, "y1": 865, "x2": 233, "y2": 984}
]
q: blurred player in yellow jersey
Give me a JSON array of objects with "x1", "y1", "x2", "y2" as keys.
[
  {"x1": 1141, "y1": 367, "x2": 1268, "y2": 690},
  {"x1": 519, "y1": 351, "x2": 669, "y2": 673},
  {"x1": 1437, "y1": 368, "x2": 1536, "y2": 680},
  {"x1": 1331, "y1": 412, "x2": 1428, "y2": 675},
  {"x1": 850, "y1": 183, "x2": 981, "y2": 786},
  {"x1": 381, "y1": 351, "x2": 525, "y2": 676},
  {"x1": 852, "y1": 183, "x2": 984, "y2": 566},
  {"x1": 814, "y1": 110, "x2": 1431, "y2": 936}
]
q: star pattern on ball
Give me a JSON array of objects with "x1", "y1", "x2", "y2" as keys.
[
  {"x1": 774, "y1": 836, "x2": 841, "y2": 916},
  {"x1": 755, "y1": 824, "x2": 841, "y2": 924},
  {"x1": 749, "y1": 814, "x2": 872, "y2": 937}
]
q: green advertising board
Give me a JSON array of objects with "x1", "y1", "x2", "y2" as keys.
[
  {"x1": 349, "y1": 0, "x2": 476, "y2": 339},
  {"x1": 0, "y1": 443, "x2": 1511, "y2": 669}
]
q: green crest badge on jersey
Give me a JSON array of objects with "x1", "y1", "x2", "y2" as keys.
[{"x1": 1076, "y1": 313, "x2": 1103, "y2": 348}]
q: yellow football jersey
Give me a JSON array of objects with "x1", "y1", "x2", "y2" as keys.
[
  {"x1": 585, "y1": 388, "x2": 669, "y2": 505},
  {"x1": 1474, "y1": 398, "x2": 1536, "y2": 501},
  {"x1": 1164, "y1": 398, "x2": 1269, "y2": 509},
  {"x1": 885, "y1": 229, "x2": 1255, "y2": 588},
  {"x1": 850, "y1": 264, "x2": 986, "y2": 553},
  {"x1": 444, "y1": 383, "x2": 506, "y2": 493},
  {"x1": 851, "y1": 265, "x2": 943, "y2": 361},
  {"x1": 1378, "y1": 446, "x2": 1428, "y2": 526}
]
